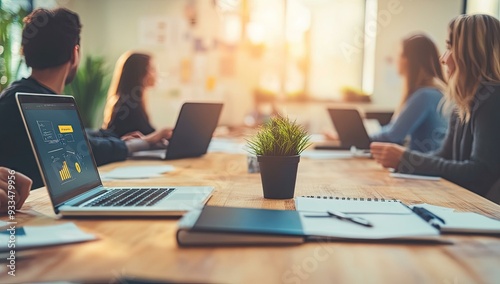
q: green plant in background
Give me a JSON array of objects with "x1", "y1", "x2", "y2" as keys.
[
  {"x1": 247, "y1": 115, "x2": 311, "y2": 156},
  {"x1": 0, "y1": 6, "x2": 29, "y2": 92},
  {"x1": 64, "y1": 55, "x2": 111, "y2": 129}
]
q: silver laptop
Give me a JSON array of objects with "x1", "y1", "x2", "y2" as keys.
[{"x1": 16, "y1": 93, "x2": 213, "y2": 217}]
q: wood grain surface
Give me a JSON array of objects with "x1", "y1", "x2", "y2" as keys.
[{"x1": 1, "y1": 153, "x2": 499, "y2": 284}]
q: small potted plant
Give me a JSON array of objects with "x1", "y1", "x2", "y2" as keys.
[{"x1": 246, "y1": 115, "x2": 311, "y2": 199}]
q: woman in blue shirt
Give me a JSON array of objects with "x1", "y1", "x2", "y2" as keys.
[{"x1": 371, "y1": 34, "x2": 448, "y2": 153}]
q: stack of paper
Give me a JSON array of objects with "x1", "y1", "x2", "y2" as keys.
[{"x1": 208, "y1": 138, "x2": 247, "y2": 154}]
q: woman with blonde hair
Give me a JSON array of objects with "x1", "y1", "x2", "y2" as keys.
[
  {"x1": 102, "y1": 52, "x2": 158, "y2": 137},
  {"x1": 370, "y1": 34, "x2": 447, "y2": 152},
  {"x1": 371, "y1": 14, "x2": 500, "y2": 197}
]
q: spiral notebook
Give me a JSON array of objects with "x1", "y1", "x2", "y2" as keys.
[
  {"x1": 294, "y1": 196, "x2": 439, "y2": 240},
  {"x1": 296, "y1": 196, "x2": 411, "y2": 214},
  {"x1": 298, "y1": 197, "x2": 500, "y2": 235}
]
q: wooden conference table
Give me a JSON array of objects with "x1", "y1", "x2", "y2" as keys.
[{"x1": 2, "y1": 152, "x2": 500, "y2": 283}]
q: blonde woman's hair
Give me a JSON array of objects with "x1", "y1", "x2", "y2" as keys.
[{"x1": 446, "y1": 14, "x2": 500, "y2": 122}]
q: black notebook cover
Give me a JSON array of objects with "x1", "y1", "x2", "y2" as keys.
[
  {"x1": 191, "y1": 206, "x2": 304, "y2": 236},
  {"x1": 177, "y1": 206, "x2": 306, "y2": 246}
]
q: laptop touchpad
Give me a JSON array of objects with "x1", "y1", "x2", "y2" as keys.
[{"x1": 167, "y1": 193, "x2": 202, "y2": 201}]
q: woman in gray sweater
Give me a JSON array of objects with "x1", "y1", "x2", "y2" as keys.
[{"x1": 370, "y1": 14, "x2": 500, "y2": 197}]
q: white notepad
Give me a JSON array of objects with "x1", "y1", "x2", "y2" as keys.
[
  {"x1": 295, "y1": 197, "x2": 439, "y2": 240},
  {"x1": 300, "y1": 212, "x2": 439, "y2": 240},
  {"x1": 438, "y1": 212, "x2": 500, "y2": 233},
  {"x1": 410, "y1": 204, "x2": 500, "y2": 234},
  {"x1": 99, "y1": 165, "x2": 175, "y2": 180}
]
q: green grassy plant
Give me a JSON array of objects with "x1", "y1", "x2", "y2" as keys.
[
  {"x1": 246, "y1": 115, "x2": 311, "y2": 156},
  {"x1": 64, "y1": 55, "x2": 110, "y2": 128},
  {"x1": 0, "y1": 6, "x2": 29, "y2": 92}
]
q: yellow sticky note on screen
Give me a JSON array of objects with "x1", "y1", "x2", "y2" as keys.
[{"x1": 58, "y1": 125, "x2": 73, "y2": 133}]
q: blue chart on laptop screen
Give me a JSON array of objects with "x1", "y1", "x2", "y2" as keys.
[{"x1": 22, "y1": 102, "x2": 100, "y2": 198}]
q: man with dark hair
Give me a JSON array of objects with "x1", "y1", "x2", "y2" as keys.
[
  {"x1": 0, "y1": 8, "x2": 168, "y2": 189},
  {"x1": 22, "y1": 8, "x2": 82, "y2": 72}
]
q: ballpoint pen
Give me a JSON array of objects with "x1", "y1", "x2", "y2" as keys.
[
  {"x1": 327, "y1": 210, "x2": 373, "y2": 227},
  {"x1": 304, "y1": 210, "x2": 373, "y2": 227},
  {"x1": 412, "y1": 207, "x2": 446, "y2": 224}
]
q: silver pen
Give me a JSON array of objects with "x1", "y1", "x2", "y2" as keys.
[
  {"x1": 327, "y1": 210, "x2": 373, "y2": 227},
  {"x1": 305, "y1": 210, "x2": 373, "y2": 227}
]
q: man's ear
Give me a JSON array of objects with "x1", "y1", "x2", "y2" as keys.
[{"x1": 70, "y1": 45, "x2": 80, "y2": 64}]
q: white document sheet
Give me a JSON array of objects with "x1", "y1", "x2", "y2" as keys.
[
  {"x1": 435, "y1": 212, "x2": 500, "y2": 233},
  {"x1": 301, "y1": 150, "x2": 354, "y2": 160},
  {"x1": 410, "y1": 203, "x2": 500, "y2": 234},
  {"x1": 100, "y1": 165, "x2": 175, "y2": 180},
  {"x1": 207, "y1": 138, "x2": 247, "y2": 154},
  {"x1": 390, "y1": 173, "x2": 441, "y2": 181},
  {"x1": 0, "y1": 223, "x2": 96, "y2": 251}
]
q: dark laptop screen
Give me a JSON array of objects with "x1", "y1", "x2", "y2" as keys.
[
  {"x1": 19, "y1": 98, "x2": 101, "y2": 204},
  {"x1": 328, "y1": 108, "x2": 371, "y2": 150}
]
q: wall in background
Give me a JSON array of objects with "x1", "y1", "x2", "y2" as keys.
[
  {"x1": 58, "y1": 0, "x2": 463, "y2": 133},
  {"x1": 62, "y1": 0, "x2": 258, "y2": 129},
  {"x1": 467, "y1": 0, "x2": 500, "y2": 16},
  {"x1": 371, "y1": 0, "x2": 461, "y2": 107}
]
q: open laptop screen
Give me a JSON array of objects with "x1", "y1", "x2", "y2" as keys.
[
  {"x1": 327, "y1": 108, "x2": 371, "y2": 150},
  {"x1": 17, "y1": 94, "x2": 101, "y2": 206}
]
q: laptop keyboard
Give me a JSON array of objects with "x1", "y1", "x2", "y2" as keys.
[{"x1": 84, "y1": 188, "x2": 175, "y2": 207}]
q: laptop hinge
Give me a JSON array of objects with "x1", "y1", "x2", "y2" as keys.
[{"x1": 56, "y1": 186, "x2": 106, "y2": 208}]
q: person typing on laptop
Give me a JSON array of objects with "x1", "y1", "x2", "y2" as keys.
[
  {"x1": 0, "y1": 8, "x2": 170, "y2": 190},
  {"x1": 102, "y1": 52, "x2": 173, "y2": 140}
]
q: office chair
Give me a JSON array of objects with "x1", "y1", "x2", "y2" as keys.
[{"x1": 485, "y1": 178, "x2": 500, "y2": 205}]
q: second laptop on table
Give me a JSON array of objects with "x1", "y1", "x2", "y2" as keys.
[{"x1": 131, "y1": 102, "x2": 223, "y2": 160}]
